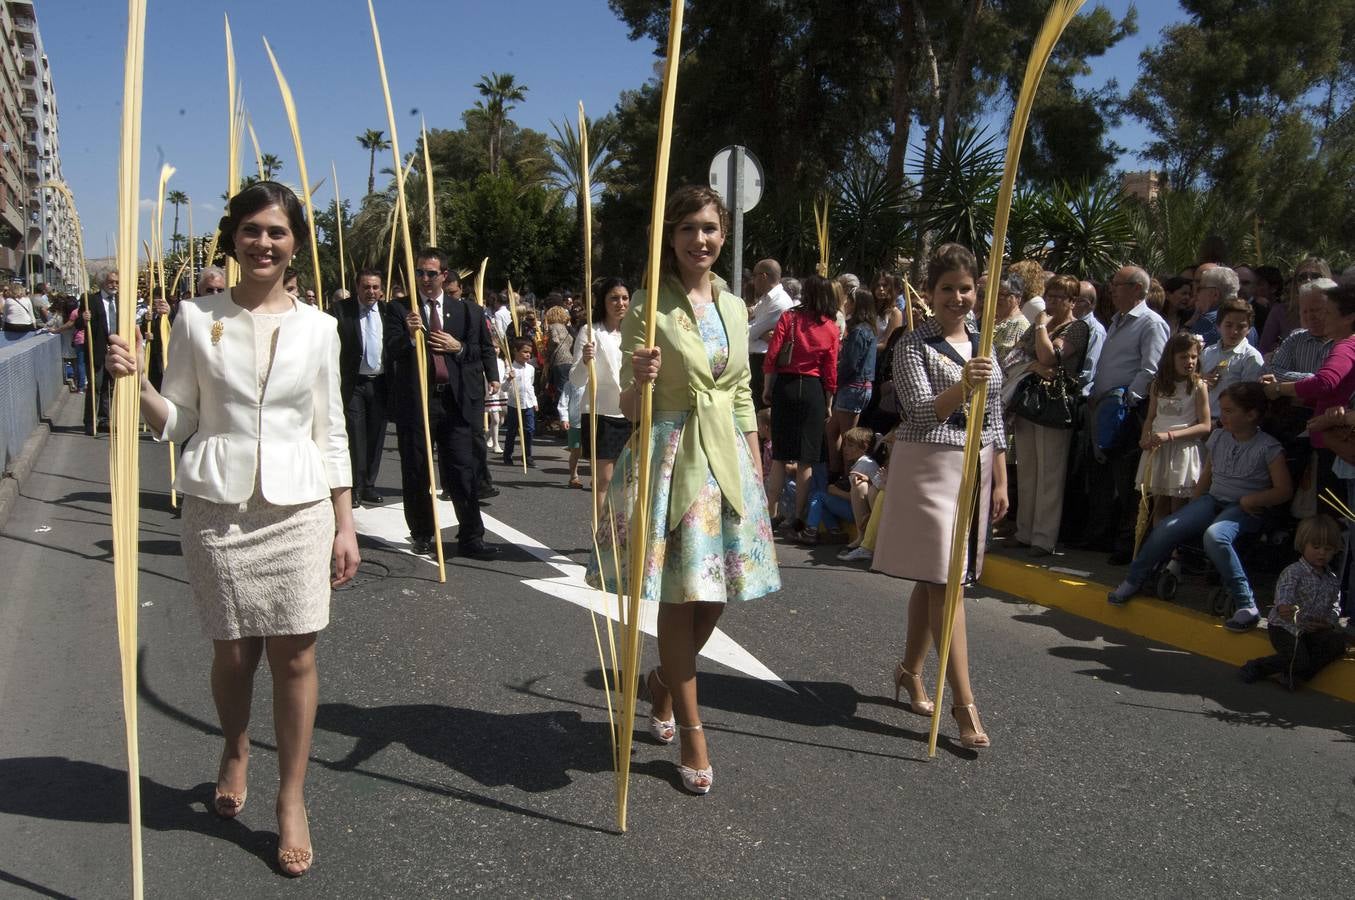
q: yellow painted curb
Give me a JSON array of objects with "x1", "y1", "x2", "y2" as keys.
[{"x1": 979, "y1": 554, "x2": 1355, "y2": 703}]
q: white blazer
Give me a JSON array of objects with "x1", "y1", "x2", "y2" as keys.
[{"x1": 157, "y1": 292, "x2": 350, "y2": 504}]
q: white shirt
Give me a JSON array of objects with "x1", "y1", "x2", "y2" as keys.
[
  {"x1": 101, "y1": 293, "x2": 118, "y2": 331},
  {"x1": 3, "y1": 294, "x2": 35, "y2": 327},
  {"x1": 358, "y1": 301, "x2": 384, "y2": 375},
  {"x1": 1021, "y1": 296, "x2": 1046, "y2": 324},
  {"x1": 1201, "y1": 337, "x2": 1264, "y2": 417},
  {"x1": 506, "y1": 360, "x2": 537, "y2": 409},
  {"x1": 747, "y1": 282, "x2": 795, "y2": 354},
  {"x1": 493, "y1": 304, "x2": 513, "y2": 337},
  {"x1": 568, "y1": 324, "x2": 624, "y2": 417}
]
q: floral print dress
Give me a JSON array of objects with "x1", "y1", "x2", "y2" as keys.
[{"x1": 587, "y1": 301, "x2": 780, "y2": 604}]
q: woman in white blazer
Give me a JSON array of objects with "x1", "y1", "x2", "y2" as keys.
[
  {"x1": 107, "y1": 181, "x2": 356, "y2": 877},
  {"x1": 569, "y1": 276, "x2": 632, "y2": 517}
]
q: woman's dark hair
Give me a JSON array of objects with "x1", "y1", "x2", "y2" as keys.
[
  {"x1": 1256, "y1": 265, "x2": 1283, "y2": 294},
  {"x1": 925, "y1": 243, "x2": 978, "y2": 292},
  {"x1": 591, "y1": 277, "x2": 629, "y2": 325},
  {"x1": 797, "y1": 274, "x2": 837, "y2": 320},
  {"x1": 217, "y1": 181, "x2": 307, "y2": 260},
  {"x1": 659, "y1": 185, "x2": 730, "y2": 278},
  {"x1": 1220, "y1": 381, "x2": 1268, "y2": 417},
  {"x1": 872, "y1": 271, "x2": 899, "y2": 317},
  {"x1": 847, "y1": 287, "x2": 876, "y2": 331},
  {"x1": 1162, "y1": 275, "x2": 1190, "y2": 294}
]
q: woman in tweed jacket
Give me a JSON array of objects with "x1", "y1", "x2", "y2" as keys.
[{"x1": 872, "y1": 243, "x2": 1007, "y2": 751}]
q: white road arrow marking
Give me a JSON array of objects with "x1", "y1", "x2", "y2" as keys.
[{"x1": 353, "y1": 498, "x2": 790, "y2": 689}]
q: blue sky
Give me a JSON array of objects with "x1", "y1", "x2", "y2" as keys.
[{"x1": 37, "y1": 0, "x2": 1182, "y2": 264}]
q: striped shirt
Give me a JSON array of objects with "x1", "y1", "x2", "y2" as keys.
[{"x1": 1262, "y1": 329, "x2": 1332, "y2": 384}]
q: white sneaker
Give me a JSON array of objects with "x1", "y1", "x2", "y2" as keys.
[{"x1": 841, "y1": 546, "x2": 873, "y2": 562}]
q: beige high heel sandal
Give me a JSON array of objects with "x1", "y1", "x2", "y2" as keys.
[
  {"x1": 952, "y1": 703, "x2": 991, "y2": 750},
  {"x1": 892, "y1": 662, "x2": 935, "y2": 716}
]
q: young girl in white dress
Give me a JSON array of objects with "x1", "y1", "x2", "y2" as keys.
[{"x1": 1136, "y1": 331, "x2": 1212, "y2": 526}]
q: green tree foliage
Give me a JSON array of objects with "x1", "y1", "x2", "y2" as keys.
[
  {"x1": 1126, "y1": 0, "x2": 1355, "y2": 253},
  {"x1": 602, "y1": 0, "x2": 1136, "y2": 281},
  {"x1": 345, "y1": 83, "x2": 572, "y2": 294},
  {"x1": 356, "y1": 129, "x2": 391, "y2": 197}
]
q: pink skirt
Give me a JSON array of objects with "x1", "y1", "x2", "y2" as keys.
[{"x1": 872, "y1": 441, "x2": 993, "y2": 585}]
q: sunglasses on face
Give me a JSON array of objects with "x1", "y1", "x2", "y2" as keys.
[
  {"x1": 204, "y1": 287, "x2": 225, "y2": 294},
  {"x1": 1296, "y1": 271, "x2": 1321, "y2": 283},
  {"x1": 415, "y1": 268, "x2": 445, "y2": 279}
]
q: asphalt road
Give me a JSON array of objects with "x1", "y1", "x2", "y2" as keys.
[{"x1": 3, "y1": 395, "x2": 1354, "y2": 898}]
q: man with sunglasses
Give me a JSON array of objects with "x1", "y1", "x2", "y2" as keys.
[{"x1": 385, "y1": 248, "x2": 500, "y2": 560}]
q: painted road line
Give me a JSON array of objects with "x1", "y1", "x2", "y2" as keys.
[{"x1": 353, "y1": 500, "x2": 790, "y2": 688}]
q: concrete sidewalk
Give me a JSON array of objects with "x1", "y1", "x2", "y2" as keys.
[{"x1": 979, "y1": 539, "x2": 1355, "y2": 703}]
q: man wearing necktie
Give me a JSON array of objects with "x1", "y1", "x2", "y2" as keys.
[
  {"x1": 333, "y1": 269, "x2": 391, "y2": 507},
  {"x1": 83, "y1": 269, "x2": 120, "y2": 435},
  {"x1": 384, "y1": 248, "x2": 500, "y2": 560}
]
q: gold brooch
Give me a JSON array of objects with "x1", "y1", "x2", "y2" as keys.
[
  {"x1": 674, "y1": 309, "x2": 694, "y2": 332},
  {"x1": 211, "y1": 321, "x2": 224, "y2": 345}
]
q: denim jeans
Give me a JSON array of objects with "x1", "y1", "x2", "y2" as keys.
[
  {"x1": 1126, "y1": 493, "x2": 1263, "y2": 609},
  {"x1": 806, "y1": 490, "x2": 854, "y2": 530}
]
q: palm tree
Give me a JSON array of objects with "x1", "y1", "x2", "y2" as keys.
[
  {"x1": 166, "y1": 190, "x2": 189, "y2": 253},
  {"x1": 260, "y1": 153, "x2": 283, "y2": 180},
  {"x1": 357, "y1": 128, "x2": 390, "y2": 197},
  {"x1": 474, "y1": 72, "x2": 528, "y2": 175}
]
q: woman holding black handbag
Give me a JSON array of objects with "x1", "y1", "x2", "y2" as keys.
[{"x1": 1010, "y1": 274, "x2": 1090, "y2": 556}]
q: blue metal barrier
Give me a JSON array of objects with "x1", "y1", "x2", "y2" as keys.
[{"x1": 0, "y1": 332, "x2": 64, "y2": 472}]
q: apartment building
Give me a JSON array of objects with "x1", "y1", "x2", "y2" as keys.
[{"x1": 1, "y1": 1, "x2": 81, "y2": 291}]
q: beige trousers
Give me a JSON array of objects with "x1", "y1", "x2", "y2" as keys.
[{"x1": 1013, "y1": 416, "x2": 1073, "y2": 551}]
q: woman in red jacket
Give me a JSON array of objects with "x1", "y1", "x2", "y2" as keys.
[{"x1": 763, "y1": 274, "x2": 840, "y2": 539}]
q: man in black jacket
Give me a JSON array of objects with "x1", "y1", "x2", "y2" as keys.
[
  {"x1": 82, "y1": 269, "x2": 119, "y2": 435},
  {"x1": 384, "y1": 248, "x2": 499, "y2": 559},
  {"x1": 333, "y1": 269, "x2": 390, "y2": 507}
]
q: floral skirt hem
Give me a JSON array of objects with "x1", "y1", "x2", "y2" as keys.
[{"x1": 586, "y1": 414, "x2": 780, "y2": 604}]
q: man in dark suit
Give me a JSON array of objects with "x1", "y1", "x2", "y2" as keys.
[
  {"x1": 333, "y1": 269, "x2": 390, "y2": 507},
  {"x1": 384, "y1": 248, "x2": 499, "y2": 560},
  {"x1": 83, "y1": 269, "x2": 119, "y2": 435}
]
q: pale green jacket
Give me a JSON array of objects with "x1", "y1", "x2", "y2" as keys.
[{"x1": 621, "y1": 276, "x2": 757, "y2": 531}]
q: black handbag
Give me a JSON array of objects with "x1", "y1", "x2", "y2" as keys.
[{"x1": 1011, "y1": 351, "x2": 1080, "y2": 429}]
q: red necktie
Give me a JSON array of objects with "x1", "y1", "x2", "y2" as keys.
[{"x1": 428, "y1": 301, "x2": 450, "y2": 385}]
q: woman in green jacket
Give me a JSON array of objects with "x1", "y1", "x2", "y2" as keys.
[{"x1": 590, "y1": 185, "x2": 780, "y2": 795}]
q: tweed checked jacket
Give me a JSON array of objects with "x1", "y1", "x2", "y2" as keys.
[{"x1": 891, "y1": 317, "x2": 1006, "y2": 450}]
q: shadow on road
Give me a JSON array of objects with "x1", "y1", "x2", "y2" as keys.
[
  {"x1": 1009, "y1": 603, "x2": 1355, "y2": 741},
  {"x1": 0, "y1": 756, "x2": 272, "y2": 866},
  {"x1": 567, "y1": 669, "x2": 966, "y2": 761},
  {"x1": 134, "y1": 649, "x2": 641, "y2": 835}
]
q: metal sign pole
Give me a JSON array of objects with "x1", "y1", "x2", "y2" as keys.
[{"x1": 730, "y1": 146, "x2": 744, "y2": 297}]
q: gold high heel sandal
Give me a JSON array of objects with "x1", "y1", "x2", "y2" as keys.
[
  {"x1": 213, "y1": 750, "x2": 247, "y2": 818},
  {"x1": 277, "y1": 809, "x2": 314, "y2": 877},
  {"x1": 892, "y1": 662, "x2": 935, "y2": 716},
  {"x1": 952, "y1": 703, "x2": 991, "y2": 750}
]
